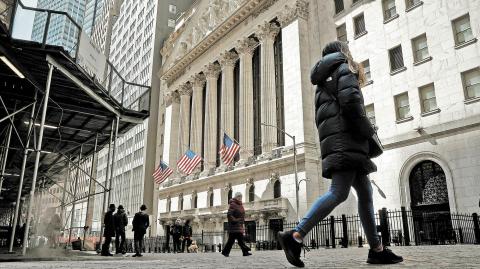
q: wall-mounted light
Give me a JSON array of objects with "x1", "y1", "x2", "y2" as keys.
[{"x1": 0, "y1": 56, "x2": 25, "y2": 79}]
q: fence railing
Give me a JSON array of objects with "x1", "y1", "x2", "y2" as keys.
[{"x1": 109, "y1": 208, "x2": 480, "y2": 254}]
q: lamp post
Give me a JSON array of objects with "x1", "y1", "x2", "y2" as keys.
[{"x1": 260, "y1": 123, "x2": 301, "y2": 221}]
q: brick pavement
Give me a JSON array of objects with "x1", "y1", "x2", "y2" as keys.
[{"x1": 1, "y1": 245, "x2": 479, "y2": 268}]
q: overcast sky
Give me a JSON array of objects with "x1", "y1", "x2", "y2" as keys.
[{"x1": 11, "y1": 0, "x2": 38, "y2": 40}]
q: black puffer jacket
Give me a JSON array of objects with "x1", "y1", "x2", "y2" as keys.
[{"x1": 311, "y1": 52, "x2": 376, "y2": 178}]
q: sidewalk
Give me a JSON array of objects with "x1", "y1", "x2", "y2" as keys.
[
  {"x1": 1, "y1": 245, "x2": 479, "y2": 268},
  {"x1": 0, "y1": 247, "x2": 98, "y2": 262}
]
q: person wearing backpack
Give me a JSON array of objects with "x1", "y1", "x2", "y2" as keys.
[{"x1": 278, "y1": 41, "x2": 403, "y2": 267}]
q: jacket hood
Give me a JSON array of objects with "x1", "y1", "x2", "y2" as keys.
[
  {"x1": 229, "y1": 198, "x2": 242, "y2": 205},
  {"x1": 116, "y1": 208, "x2": 125, "y2": 214},
  {"x1": 310, "y1": 52, "x2": 347, "y2": 85}
]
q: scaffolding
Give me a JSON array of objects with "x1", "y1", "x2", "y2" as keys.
[{"x1": 0, "y1": 0, "x2": 150, "y2": 255}]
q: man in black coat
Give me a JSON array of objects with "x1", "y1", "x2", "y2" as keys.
[
  {"x1": 114, "y1": 205, "x2": 128, "y2": 254},
  {"x1": 132, "y1": 204, "x2": 149, "y2": 257},
  {"x1": 170, "y1": 218, "x2": 183, "y2": 253},
  {"x1": 101, "y1": 204, "x2": 116, "y2": 256}
]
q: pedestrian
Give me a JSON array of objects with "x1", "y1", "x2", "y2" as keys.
[
  {"x1": 114, "y1": 205, "x2": 128, "y2": 255},
  {"x1": 221, "y1": 192, "x2": 251, "y2": 257},
  {"x1": 132, "y1": 204, "x2": 149, "y2": 257},
  {"x1": 182, "y1": 219, "x2": 193, "y2": 253},
  {"x1": 170, "y1": 218, "x2": 183, "y2": 253},
  {"x1": 277, "y1": 41, "x2": 403, "y2": 267},
  {"x1": 101, "y1": 203, "x2": 116, "y2": 256}
]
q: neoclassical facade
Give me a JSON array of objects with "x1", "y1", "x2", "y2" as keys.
[
  {"x1": 153, "y1": 0, "x2": 480, "y2": 237},
  {"x1": 154, "y1": 0, "x2": 321, "y2": 235}
]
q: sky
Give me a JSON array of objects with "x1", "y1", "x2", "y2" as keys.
[{"x1": 11, "y1": 0, "x2": 38, "y2": 40}]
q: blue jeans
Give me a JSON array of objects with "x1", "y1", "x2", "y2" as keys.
[{"x1": 295, "y1": 170, "x2": 380, "y2": 248}]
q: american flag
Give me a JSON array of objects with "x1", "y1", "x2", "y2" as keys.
[
  {"x1": 220, "y1": 133, "x2": 240, "y2": 166},
  {"x1": 177, "y1": 149, "x2": 202, "y2": 175},
  {"x1": 152, "y1": 161, "x2": 173, "y2": 184}
]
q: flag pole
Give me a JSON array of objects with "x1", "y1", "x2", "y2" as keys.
[{"x1": 220, "y1": 129, "x2": 241, "y2": 145}]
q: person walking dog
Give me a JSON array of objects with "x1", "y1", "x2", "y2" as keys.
[
  {"x1": 278, "y1": 41, "x2": 403, "y2": 267},
  {"x1": 101, "y1": 204, "x2": 116, "y2": 256},
  {"x1": 132, "y1": 204, "x2": 149, "y2": 257},
  {"x1": 221, "y1": 192, "x2": 251, "y2": 257}
]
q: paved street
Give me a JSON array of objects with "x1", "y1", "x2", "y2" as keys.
[{"x1": 1, "y1": 245, "x2": 479, "y2": 268}]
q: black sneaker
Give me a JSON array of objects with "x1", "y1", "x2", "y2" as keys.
[
  {"x1": 277, "y1": 231, "x2": 304, "y2": 268},
  {"x1": 221, "y1": 252, "x2": 229, "y2": 257},
  {"x1": 367, "y1": 247, "x2": 403, "y2": 264},
  {"x1": 243, "y1": 252, "x2": 252, "y2": 256}
]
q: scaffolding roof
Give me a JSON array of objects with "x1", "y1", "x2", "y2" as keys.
[{"x1": 0, "y1": 22, "x2": 149, "y2": 207}]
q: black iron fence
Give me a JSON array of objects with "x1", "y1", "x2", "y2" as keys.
[{"x1": 113, "y1": 208, "x2": 479, "y2": 254}]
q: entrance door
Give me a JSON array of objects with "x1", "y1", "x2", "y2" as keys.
[{"x1": 409, "y1": 160, "x2": 453, "y2": 244}]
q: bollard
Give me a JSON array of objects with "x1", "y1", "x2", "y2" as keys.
[
  {"x1": 473, "y1": 213, "x2": 480, "y2": 244},
  {"x1": 358, "y1": 236, "x2": 363, "y2": 248},
  {"x1": 401, "y1": 206, "x2": 410, "y2": 246},
  {"x1": 379, "y1": 208, "x2": 391, "y2": 246},
  {"x1": 256, "y1": 241, "x2": 260, "y2": 250},
  {"x1": 218, "y1": 243, "x2": 222, "y2": 252},
  {"x1": 326, "y1": 238, "x2": 330, "y2": 248},
  {"x1": 341, "y1": 214, "x2": 348, "y2": 248},
  {"x1": 459, "y1": 227, "x2": 464, "y2": 244},
  {"x1": 330, "y1": 216, "x2": 336, "y2": 249}
]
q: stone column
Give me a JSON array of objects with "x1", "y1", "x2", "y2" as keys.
[
  {"x1": 167, "y1": 91, "x2": 181, "y2": 177},
  {"x1": 257, "y1": 21, "x2": 280, "y2": 157},
  {"x1": 178, "y1": 83, "x2": 192, "y2": 157},
  {"x1": 201, "y1": 63, "x2": 221, "y2": 176},
  {"x1": 236, "y1": 37, "x2": 258, "y2": 166},
  {"x1": 189, "y1": 73, "x2": 206, "y2": 173},
  {"x1": 218, "y1": 50, "x2": 238, "y2": 171}
]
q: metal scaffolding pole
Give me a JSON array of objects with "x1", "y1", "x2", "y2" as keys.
[
  {"x1": 68, "y1": 145, "x2": 82, "y2": 248},
  {"x1": 61, "y1": 161, "x2": 71, "y2": 228},
  {"x1": 9, "y1": 92, "x2": 37, "y2": 252},
  {"x1": 107, "y1": 116, "x2": 119, "y2": 207},
  {"x1": 22, "y1": 63, "x2": 54, "y2": 255},
  {"x1": 0, "y1": 118, "x2": 13, "y2": 197},
  {"x1": 97, "y1": 120, "x2": 114, "y2": 252},
  {"x1": 83, "y1": 134, "x2": 98, "y2": 249}
]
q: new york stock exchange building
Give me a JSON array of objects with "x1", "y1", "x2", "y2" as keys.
[{"x1": 152, "y1": 0, "x2": 480, "y2": 244}]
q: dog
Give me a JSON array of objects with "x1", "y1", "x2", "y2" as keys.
[{"x1": 188, "y1": 240, "x2": 198, "y2": 253}]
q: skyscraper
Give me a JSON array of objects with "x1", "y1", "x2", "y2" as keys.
[
  {"x1": 31, "y1": 0, "x2": 86, "y2": 55},
  {"x1": 83, "y1": 0, "x2": 104, "y2": 36}
]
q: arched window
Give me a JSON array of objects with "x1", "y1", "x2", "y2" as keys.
[
  {"x1": 409, "y1": 160, "x2": 449, "y2": 212},
  {"x1": 193, "y1": 195, "x2": 197, "y2": 209},
  {"x1": 209, "y1": 192, "x2": 214, "y2": 207},
  {"x1": 228, "y1": 189, "x2": 233, "y2": 201},
  {"x1": 249, "y1": 185, "x2": 255, "y2": 202},
  {"x1": 273, "y1": 180, "x2": 281, "y2": 199}
]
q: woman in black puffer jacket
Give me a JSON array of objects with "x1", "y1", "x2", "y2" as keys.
[{"x1": 278, "y1": 41, "x2": 403, "y2": 267}]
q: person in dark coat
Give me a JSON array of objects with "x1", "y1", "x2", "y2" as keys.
[
  {"x1": 114, "y1": 205, "x2": 128, "y2": 254},
  {"x1": 278, "y1": 41, "x2": 403, "y2": 267},
  {"x1": 132, "y1": 204, "x2": 149, "y2": 257},
  {"x1": 221, "y1": 192, "x2": 251, "y2": 257},
  {"x1": 170, "y1": 218, "x2": 183, "y2": 253},
  {"x1": 181, "y1": 219, "x2": 193, "y2": 253},
  {"x1": 101, "y1": 204, "x2": 116, "y2": 256}
]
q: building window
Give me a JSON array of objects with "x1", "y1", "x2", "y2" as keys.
[
  {"x1": 192, "y1": 195, "x2": 197, "y2": 209},
  {"x1": 365, "y1": 104, "x2": 376, "y2": 125},
  {"x1": 336, "y1": 24, "x2": 347, "y2": 42},
  {"x1": 168, "y1": 4, "x2": 176, "y2": 14},
  {"x1": 452, "y1": 14, "x2": 474, "y2": 46},
  {"x1": 383, "y1": 0, "x2": 397, "y2": 22},
  {"x1": 361, "y1": 59, "x2": 371, "y2": 82},
  {"x1": 462, "y1": 68, "x2": 480, "y2": 100},
  {"x1": 334, "y1": 0, "x2": 344, "y2": 14},
  {"x1": 394, "y1": 92, "x2": 411, "y2": 120},
  {"x1": 353, "y1": 13, "x2": 366, "y2": 37},
  {"x1": 412, "y1": 34, "x2": 429, "y2": 63},
  {"x1": 273, "y1": 180, "x2": 281, "y2": 199},
  {"x1": 274, "y1": 28, "x2": 285, "y2": 147},
  {"x1": 419, "y1": 84, "x2": 438, "y2": 113},
  {"x1": 388, "y1": 45, "x2": 404, "y2": 72},
  {"x1": 209, "y1": 192, "x2": 214, "y2": 207},
  {"x1": 167, "y1": 19, "x2": 175, "y2": 28},
  {"x1": 405, "y1": 0, "x2": 421, "y2": 9},
  {"x1": 248, "y1": 185, "x2": 255, "y2": 202},
  {"x1": 228, "y1": 189, "x2": 233, "y2": 201}
]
